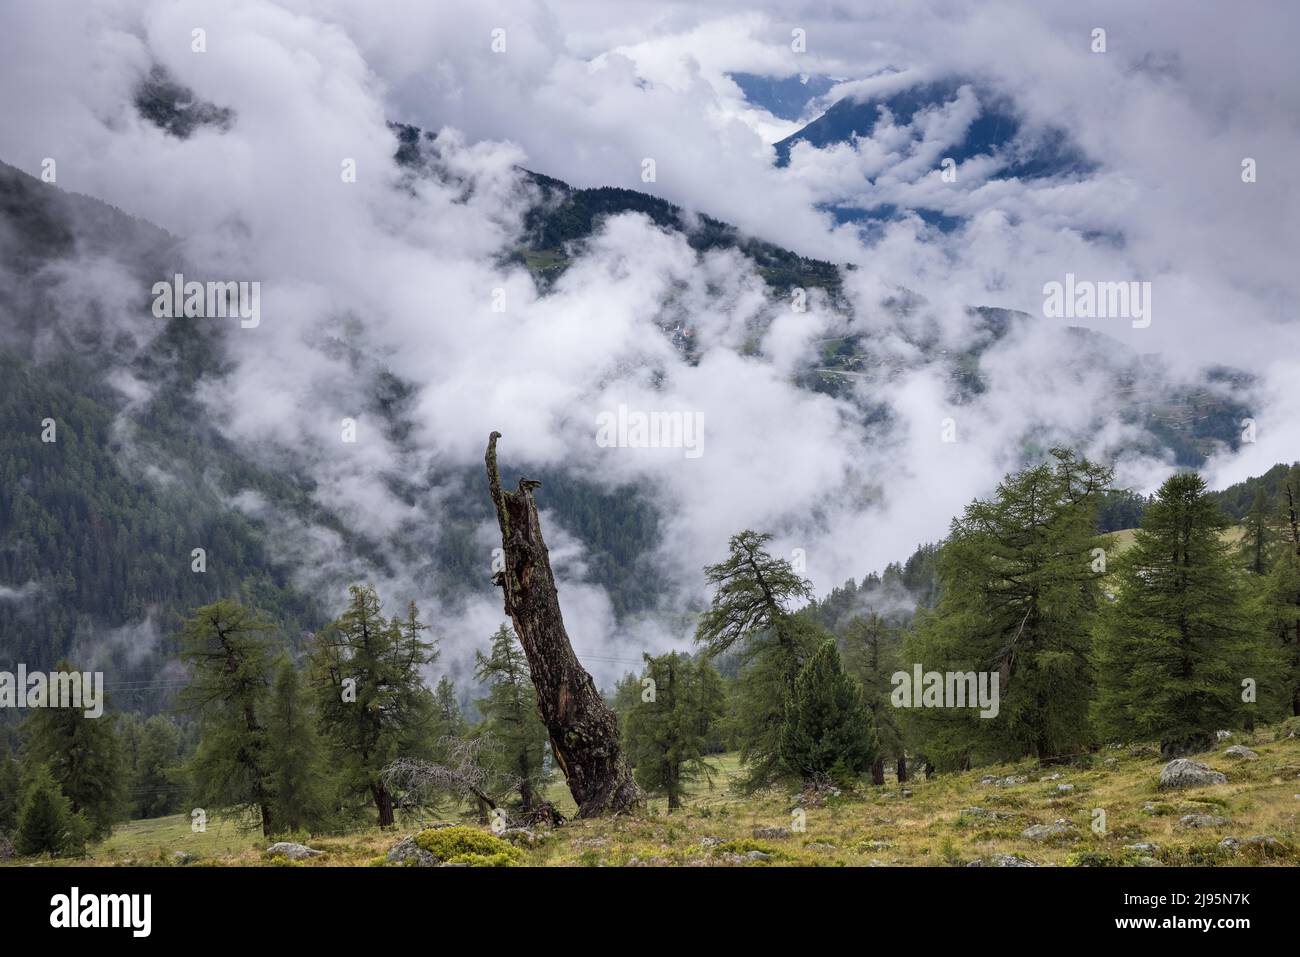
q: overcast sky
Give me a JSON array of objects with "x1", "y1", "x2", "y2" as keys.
[{"x1": 2, "y1": 0, "x2": 1297, "y2": 682}]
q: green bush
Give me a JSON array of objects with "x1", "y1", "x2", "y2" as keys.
[{"x1": 413, "y1": 827, "x2": 521, "y2": 866}]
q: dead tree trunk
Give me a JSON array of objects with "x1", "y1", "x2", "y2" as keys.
[{"x1": 485, "y1": 432, "x2": 643, "y2": 817}]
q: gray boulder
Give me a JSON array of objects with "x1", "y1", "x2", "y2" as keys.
[
  {"x1": 967, "y1": 854, "x2": 1037, "y2": 867},
  {"x1": 1022, "y1": 819, "x2": 1076, "y2": 840},
  {"x1": 752, "y1": 826, "x2": 790, "y2": 839},
  {"x1": 1177, "y1": 813, "x2": 1230, "y2": 829},
  {"x1": 1223, "y1": 745, "x2": 1258, "y2": 760},
  {"x1": 1158, "y1": 758, "x2": 1226, "y2": 789},
  {"x1": 387, "y1": 835, "x2": 438, "y2": 867},
  {"x1": 265, "y1": 841, "x2": 323, "y2": 861},
  {"x1": 962, "y1": 807, "x2": 1011, "y2": 821}
]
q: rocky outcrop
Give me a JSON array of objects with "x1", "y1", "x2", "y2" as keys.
[{"x1": 1158, "y1": 758, "x2": 1226, "y2": 789}]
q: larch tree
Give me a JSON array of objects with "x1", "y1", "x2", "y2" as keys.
[
  {"x1": 475, "y1": 624, "x2": 549, "y2": 812},
  {"x1": 1092, "y1": 472, "x2": 1264, "y2": 755},
  {"x1": 623, "y1": 652, "x2": 726, "y2": 809},
  {"x1": 179, "y1": 600, "x2": 277, "y2": 836},
  {"x1": 841, "y1": 613, "x2": 906, "y2": 784},
  {"x1": 264, "y1": 655, "x2": 333, "y2": 833},
  {"x1": 310, "y1": 587, "x2": 436, "y2": 828},
  {"x1": 905, "y1": 449, "x2": 1112, "y2": 767},
  {"x1": 20, "y1": 659, "x2": 124, "y2": 839},
  {"x1": 695, "y1": 530, "x2": 818, "y2": 789}
]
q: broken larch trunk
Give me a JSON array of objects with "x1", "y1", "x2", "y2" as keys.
[{"x1": 485, "y1": 431, "x2": 643, "y2": 817}]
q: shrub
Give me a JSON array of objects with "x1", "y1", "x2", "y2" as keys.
[{"x1": 413, "y1": 827, "x2": 521, "y2": 866}]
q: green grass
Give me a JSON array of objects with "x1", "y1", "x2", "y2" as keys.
[{"x1": 13, "y1": 726, "x2": 1298, "y2": 868}]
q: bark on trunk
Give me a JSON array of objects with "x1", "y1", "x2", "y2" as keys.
[
  {"x1": 485, "y1": 432, "x2": 644, "y2": 817},
  {"x1": 870, "y1": 757, "x2": 885, "y2": 786},
  {"x1": 373, "y1": 784, "x2": 395, "y2": 828},
  {"x1": 896, "y1": 756, "x2": 908, "y2": 784}
]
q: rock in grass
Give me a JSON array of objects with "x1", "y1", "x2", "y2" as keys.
[
  {"x1": 387, "y1": 835, "x2": 438, "y2": 867},
  {"x1": 752, "y1": 826, "x2": 790, "y2": 839},
  {"x1": 1223, "y1": 745, "x2": 1258, "y2": 760},
  {"x1": 967, "y1": 854, "x2": 1037, "y2": 867},
  {"x1": 1176, "y1": 813, "x2": 1230, "y2": 829},
  {"x1": 1158, "y1": 758, "x2": 1226, "y2": 789},
  {"x1": 265, "y1": 842, "x2": 322, "y2": 861},
  {"x1": 962, "y1": 806, "x2": 1011, "y2": 820},
  {"x1": 1021, "y1": 819, "x2": 1076, "y2": 840}
]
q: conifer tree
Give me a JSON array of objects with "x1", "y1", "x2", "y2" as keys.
[
  {"x1": 264, "y1": 656, "x2": 333, "y2": 833},
  {"x1": 310, "y1": 587, "x2": 436, "y2": 827},
  {"x1": 431, "y1": 675, "x2": 468, "y2": 751},
  {"x1": 1093, "y1": 472, "x2": 1264, "y2": 754},
  {"x1": 841, "y1": 613, "x2": 905, "y2": 784},
  {"x1": 179, "y1": 600, "x2": 277, "y2": 835},
  {"x1": 0, "y1": 746, "x2": 20, "y2": 833},
  {"x1": 906, "y1": 450, "x2": 1111, "y2": 766},
  {"x1": 778, "y1": 639, "x2": 876, "y2": 784},
  {"x1": 14, "y1": 764, "x2": 88, "y2": 857},
  {"x1": 695, "y1": 530, "x2": 817, "y2": 789},
  {"x1": 475, "y1": 624, "x2": 548, "y2": 811},
  {"x1": 130, "y1": 716, "x2": 183, "y2": 819},
  {"x1": 1256, "y1": 465, "x2": 1300, "y2": 717},
  {"x1": 21, "y1": 659, "x2": 124, "y2": 839},
  {"x1": 623, "y1": 652, "x2": 726, "y2": 809}
]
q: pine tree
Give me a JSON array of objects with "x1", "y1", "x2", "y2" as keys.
[
  {"x1": 1093, "y1": 472, "x2": 1264, "y2": 754},
  {"x1": 264, "y1": 656, "x2": 333, "y2": 833},
  {"x1": 0, "y1": 744, "x2": 22, "y2": 834},
  {"x1": 623, "y1": 652, "x2": 726, "y2": 809},
  {"x1": 21, "y1": 660, "x2": 124, "y2": 839},
  {"x1": 695, "y1": 530, "x2": 817, "y2": 789},
  {"x1": 310, "y1": 587, "x2": 436, "y2": 827},
  {"x1": 906, "y1": 449, "x2": 1111, "y2": 766},
  {"x1": 178, "y1": 600, "x2": 277, "y2": 836},
  {"x1": 475, "y1": 624, "x2": 548, "y2": 811},
  {"x1": 841, "y1": 613, "x2": 905, "y2": 784},
  {"x1": 14, "y1": 764, "x2": 87, "y2": 857},
  {"x1": 778, "y1": 639, "x2": 876, "y2": 784}
]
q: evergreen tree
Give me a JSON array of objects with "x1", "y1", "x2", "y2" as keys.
[
  {"x1": 1239, "y1": 487, "x2": 1278, "y2": 576},
  {"x1": 1256, "y1": 465, "x2": 1300, "y2": 717},
  {"x1": 906, "y1": 449, "x2": 1111, "y2": 766},
  {"x1": 431, "y1": 675, "x2": 468, "y2": 751},
  {"x1": 695, "y1": 530, "x2": 817, "y2": 789},
  {"x1": 475, "y1": 624, "x2": 548, "y2": 811},
  {"x1": 623, "y1": 652, "x2": 726, "y2": 809},
  {"x1": 178, "y1": 600, "x2": 277, "y2": 835},
  {"x1": 264, "y1": 655, "x2": 333, "y2": 833},
  {"x1": 14, "y1": 764, "x2": 88, "y2": 857},
  {"x1": 0, "y1": 745, "x2": 21, "y2": 833},
  {"x1": 130, "y1": 716, "x2": 184, "y2": 819},
  {"x1": 778, "y1": 639, "x2": 876, "y2": 784},
  {"x1": 841, "y1": 613, "x2": 905, "y2": 784},
  {"x1": 310, "y1": 588, "x2": 436, "y2": 827},
  {"x1": 21, "y1": 660, "x2": 124, "y2": 839},
  {"x1": 1093, "y1": 472, "x2": 1264, "y2": 754}
]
